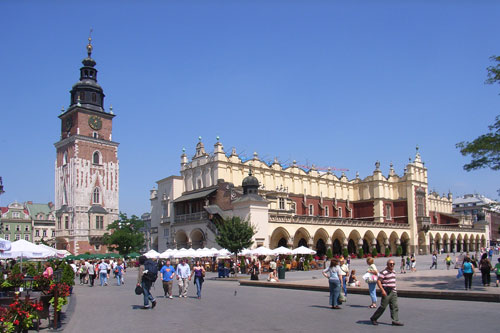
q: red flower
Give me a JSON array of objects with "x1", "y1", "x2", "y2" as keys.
[{"x1": 13, "y1": 319, "x2": 19, "y2": 325}]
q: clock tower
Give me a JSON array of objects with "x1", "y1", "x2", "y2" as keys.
[{"x1": 54, "y1": 37, "x2": 119, "y2": 254}]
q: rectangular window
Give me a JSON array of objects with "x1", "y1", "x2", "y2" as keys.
[
  {"x1": 43, "y1": 230, "x2": 47, "y2": 237},
  {"x1": 325, "y1": 206, "x2": 329, "y2": 217},
  {"x1": 24, "y1": 235, "x2": 29, "y2": 241},
  {"x1": 338, "y1": 207, "x2": 343, "y2": 218},
  {"x1": 16, "y1": 225, "x2": 20, "y2": 232},
  {"x1": 163, "y1": 228, "x2": 169, "y2": 239},
  {"x1": 52, "y1": 231, "x2": 55, "y2": 237},
  {"x1": 162, "y1": 204, "x2": 168, "y2": 218},
  {"x1": 95, "y1": 216, "x2": 104, "y2": 229},
  {"x1": 386, "y1": 204, "x2": 392, "y2": 220},
  {"x1": 4, "y1": 235, "x2": 9, "y2": 241},
  {"x1": 35, "y1": 230, "x2": 40, "y2": 237},
  {"x1": 12, "y1": 212, "x2": 20, "y2": 218},
  {"x1": 417, "y1": 196, "x2": 424, "y2": 217},
  {"x1": 308, "y1": 204, "x2": 314, "y2": 216},
  {"x1": 64, "y1": 216, "x2": 69, "y2": 229},
  {"x1": 57, "y1": 217, "x2": 61, "y2": 229},
  {"x1": 279, "y1": 198, "x2": 285, "y2": 210},
  {"x1": 15, "y1": 234, "x2": 20, "y2": 241}
]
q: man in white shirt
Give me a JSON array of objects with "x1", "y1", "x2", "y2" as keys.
[
  {"x1": 98, "y1": 260, "x2": 109, "y2": 286},
  {"x1": 176, "y1": 259, "x2": 191, "y2": 298}
]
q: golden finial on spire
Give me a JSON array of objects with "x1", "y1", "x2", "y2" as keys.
[{"x1": 87, "y1": 28, "x2": 93, "y2": 57}]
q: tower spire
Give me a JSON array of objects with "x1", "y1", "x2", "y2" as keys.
[{"x1": 87, "y1": 28, "x2": 93, "y2": 57}]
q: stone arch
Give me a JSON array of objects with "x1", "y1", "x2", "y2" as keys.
[
  {"x1": 444, "y1": 234, "x2": 450, "y2": 253},
  {"x1": 376, "y1": 231, "x2": 388, "y2": 254},
  {"x1": 463, "y1": 234, "x2": 469, "y2": 253},
  {"x1": 270, "y1": 227, "x2": 291, "y2": 249},
  {"x1": 481, "y1": 234, "x2": 486, "y2": 248},
  {"x1": 175, "y1": 230, "x2": 189, "y2": 249},
  {"x1": 450, "y1": 234, "x2": 456, "y2": 253},
  {"x1": 293, "y1": 228, "x2": 311, "y2": 248},
  {"x1": 418, "y1": 231, "x2": 427, "y2": 255},
  {"x1": 332, "y1": 229, "x2": 346, "y2": 256},
  {"x1": 313, "y1": 228, "x2": 329, "y2": 257},
  {"x1": 457, "y1": 234, "x2": 463, "y2": 253},
  {"x1": 190, "y1": 228, "x2": 206, "y2": 249},
  {"x1": 348, "y1": 230, "x2": 361, "y2": 255},
  {"x1": 434, "y1": 233, "x2": 442, "y2": 254},
  {"x1": 363, "y1": 230, "x2": 376, "y2": 255},
  {"x1": 468, "y1": 234, "x2": 475, "y2": 252},
  {"x1": 475, "y1": 235, "x2": 481, "y2": 250},
  {"x1": 400, "y1": 232, "x2": 410, "y2": 256},
  {"x1": 389, "y1": 231, "x2": 399, "y2": 254}
]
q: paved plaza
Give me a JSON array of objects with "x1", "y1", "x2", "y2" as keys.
[{"x1": 58, "y1": 254, "x2": 499, "y2": 332}]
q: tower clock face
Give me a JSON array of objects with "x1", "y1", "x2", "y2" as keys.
[
  {"x1": 88, "y1": 115, "x2": 102, "y2": 130},
  {"x1": 65, "y1": 117, "x2": 73, "y2": 131}
]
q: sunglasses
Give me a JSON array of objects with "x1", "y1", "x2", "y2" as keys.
[{"x1": 388, "y1": 263, "x2": 395, "y2": 266}]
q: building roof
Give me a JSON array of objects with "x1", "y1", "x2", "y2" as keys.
[
  {"x1": 174, "y1": 188, "x2": 217, "y2": 203},
  {"x1": 453, "y1": 194, "x2": 497, "y2": 206},
  {"x1": 88, "y1": 205, "x2": 108, "y2": 214},
  {"x1": 26, "y1": 203, "x2": 53, "y2": 217}
]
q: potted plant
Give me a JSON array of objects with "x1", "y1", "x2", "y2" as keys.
[{"x1": 0, "y1": 296, "x2": 42, "y2": 333}]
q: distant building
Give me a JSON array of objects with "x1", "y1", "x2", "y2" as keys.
[
  {"x1": 140, "y1": 213, "x2": 153, "y2": 251},
  {"x1": 150, "y1": 138, "x2": 488, "y2": 255},
  {"x1": 453, "y1": 194, "x2": 500, "y2": 246},
  {"x1": 26, "y1": 202, "x2": 56, "y2": 246},
  {"x1": 0, "y1": 202, "x2": 32, "y2": 242}
]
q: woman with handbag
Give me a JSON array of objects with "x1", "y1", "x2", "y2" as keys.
[
  {"x1": 365, "y1": 257, "x2": 379, "y2": 308},
  {"x1": 322, "y1": 258, "x2": 343, "y2": 309},
  {"x1": 191, "y1": 260, "x2": 206, "y2": 299}
]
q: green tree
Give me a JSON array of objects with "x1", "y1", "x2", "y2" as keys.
[
  {"x1": 326, "y1": 248, "x2": 333, "y2": 259},
  {"x1": 457, "y1": 56, "x2": 500, "y2": 173},
  {"x1": 215, "y1": 216, "x2": 255, "y2": 276},
  {"x1": 102, "y1": 213, "x2": 145, "y2": 256}
]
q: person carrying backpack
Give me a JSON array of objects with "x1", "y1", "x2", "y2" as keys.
[{"x1": 137, "y1": 256, "x2": 157, "y2": 309}]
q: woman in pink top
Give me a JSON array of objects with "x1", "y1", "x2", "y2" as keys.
[{"x1": 43, "y1": 262, "x2": 53, "y2": 279}]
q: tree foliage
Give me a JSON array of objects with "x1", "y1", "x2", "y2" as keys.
[
  {"x1": 456, "y1": 56, "x2": 500, "y2": 172},
  {"x1": 102, "y1": 213, "x2": 145, "y2": 256},
  {"x1": 215, "y1": 216, "x2": 255, "y2": 256}
]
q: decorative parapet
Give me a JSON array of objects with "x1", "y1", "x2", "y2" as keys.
[
  {"x1": 174, "y1": 211, "x2": 209, "y2": 224},
  {"x1": 269, "y1": 214, "x2": 410, "y2": 229},
  {"x1": 429, "y1": 224, "x2": 485, "y2": 232}
]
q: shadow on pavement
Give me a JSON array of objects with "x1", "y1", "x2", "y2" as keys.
[
  {"x1": 309, "y1": 305, "x2": 332, "y2": 309},
  {"x1": 131, "y1": 305, "x2": 145, "y2": 310}
]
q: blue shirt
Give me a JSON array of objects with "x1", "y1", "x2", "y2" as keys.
[
  {"x1": 463, "y1": 262, "x2": 473, "y2": 274},
  {"x1": 160, "y1": 265, "x2": 175, "y2": 281}
]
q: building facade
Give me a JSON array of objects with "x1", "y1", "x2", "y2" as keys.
[
  {"x1": 150, "y1": 139, "x2": 488, "y2": 255},
  {"x1": 26, "y1": 202, "x2": 56, "y2": 246},
  {"x1": 54, "y1": 38, "x2": 119, "y2": 254},
  {"x1": 0, "y1": 202, "x2": 32, "y2": 242},
  {"x1": 453, "y1": 194, "x2": 500, "y2": 245}
]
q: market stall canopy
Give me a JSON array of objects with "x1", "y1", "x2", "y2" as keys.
[
  {"x1": 0, "y1": 238, "x2": 12, "y2": 251},
  {"x1": 292, "y1": 246, "x2": 316, "y2": 255},
  {"x1": 159, "y1": 249, "x2": 176, "y2": 259},
  {"x1": 0, "y1": 239, "x2": 55, "y2": 259},
  {"x1": 272, "y1": 246, "x2": 293, "y2": 256},
  {"x1": 249, "y1": 246, "x2": 275, "y2": 256},
  {"x1": 144, "y1": 250, "x2": 160, "y2": 259}
]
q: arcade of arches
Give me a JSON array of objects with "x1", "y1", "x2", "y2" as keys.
[{"x1": 269, "y1": 226, "x2": 487, "y2": 256}]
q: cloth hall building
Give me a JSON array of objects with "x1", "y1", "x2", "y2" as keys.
[{"x1": 150, "y1": 139, "x2": 488, "y2": 256}]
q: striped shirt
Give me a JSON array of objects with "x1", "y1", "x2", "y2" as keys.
[{"x1": 378, "y1": 269, "x2": 396, "y2": 290}]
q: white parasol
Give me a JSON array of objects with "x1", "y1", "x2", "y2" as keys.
[{"x1": 291, "y1": 246, "x2": 316, "y2": 255}]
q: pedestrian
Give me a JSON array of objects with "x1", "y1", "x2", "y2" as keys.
[
  {"x1": 114, "y1": 259, "x2": 124, "y2": 286},
  {"x1": 494, "y1": 258, "x2": 500, "y2": 287},
  {"x1": 87, "y1": 260, "x2": 96, "y2": 287},
  {"x1": 348, "y1": 269, "x2": 360, "y2": 287},
  {"x1": 462, "y1": 257, "x2": 475, "y2": 290},
  {"x1": 160, "y1": 259, "x2": 176, "y2": 299},
  {"x1": 405, "y1": 256, "x2": 410, "y2": 271},
  {"x1": 478, "y1": 253, "x2": 492, "y2": 287},
  {"x1": 339, "y1": 257, "x2": 349, "y2": 299},
  {"x1": 43, "y1": 262, "x2": 53, "y2": 279},
  {"x1": 137, "y1": 256, "x2": 157, "y2": 309},
  {"x1": 176, "y1": 258, "x2": 191, "y2": 298},
  {"x1": 400, "y1": 256, "x2": 405, "y2": 274},
  {"x1": 444, "y1": 254, "x2": 452, "y2": 270},
  {"x1": 365, "y1": 257, "x2": 379, "y2": 308},
  {"x1": 322, "y1": 258, "x2": 343, "y2": 309},
  {"x1": 268, "y1": 259, "x2": 278, "y2": 282},
  {"x1": 410, "y1": 254, "x2": 416, "y2": 272},
  {"x1": 98, "y1": 259, "x2": 109, "y2": 286},
  {"x1": 250, "y1": 259, "x2": 260, "y2": 280},
  {"x1": 370, "y1": 260, "x2": 404, "y2": 326},
  {"x1": 488, "y1": 248, "x2": 493, "y2": 261},
  {"x1": 430, "y1": 252, "x2": 437, "y2": 269},
  {"x1": 190, "y1": 260, "x2": 206, "y2": 299}
]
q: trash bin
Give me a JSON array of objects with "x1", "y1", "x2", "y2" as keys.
[{"x1": 278, "y1": 266, "x2": 285, "y2": 280}]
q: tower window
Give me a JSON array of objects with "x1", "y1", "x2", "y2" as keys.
[
  {"x1": 79, "y1": 91, "x2": 85, "y2": 101},
  {"x1": 93, "y1": 151, "x2": 100, "y2": 164},
  {"x1": 93, "y1": 188, "x2": 100, "y2": 204},
  {"x1": 92, "y1": 93, "x2": 96, "y2": 102},
  {"x1": 93, "y1": 132, "x2": 98, "y2": 139},
  {"x1": 95, "y1": 216, "x2": 104, "y2": 229},
  {"x1": 325, "y1": 206, "x2": 329, "y2": 217},
  {"x1": 84, "y1": 70, "x2": 89, "y2": 76},
  {"x1": 308, "y1": 204, "x2": 314, "y2": 216},
  {"x1": 279, "y1": 198, "x2": 285, "y2": 210},
  {"x1": 64, "y1": 216, "x2": 69, "y2": 229},
  {"x1": 338, "y1": 207, "x2": 343, "y2": 218}
]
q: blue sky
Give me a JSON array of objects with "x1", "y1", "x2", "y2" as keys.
[{"x1": 1, "y1": 1, "x2": 499, "y2": 216}]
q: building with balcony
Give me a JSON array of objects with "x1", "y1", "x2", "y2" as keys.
[{"x1": 150, "y1": 138, "x2": 488, "y2": 255}]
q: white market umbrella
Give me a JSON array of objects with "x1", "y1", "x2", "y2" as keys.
[
  {"x1": 0, "y1": 238, "x2": 12, "y2": 251},
  {"x1": 144, "y1": 249, "x2": 160, "y2": 259},
  {"x1": 217, "y1": 249, "x2": 232, "y2": 257},
  {"x1": 38, "y1": 244, "x2": 59, "y2": 257},
  {"x1": 250, "y1": 246, "x2": 275, "y2": 256},
  {"x1": 272, "y1": 246, "x2": 293, "y2": 256},
  {"x1": 0, "y1": 239, "x2": 55, "y2": 271},
  {"x1": 292, "y1": 246, "x2": 316, "y2": 255},
  {"x1": 159, "y1": 249, "x2": 176, "y2": 259},
  {"x1": 239, "y1": 248, "x2": 253, "y2": 256},
  {"x1": 195, "y1": 247, "x2": 214, "y2": 257}
]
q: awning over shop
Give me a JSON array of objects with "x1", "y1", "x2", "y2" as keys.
[{"x1": 173, "y1": 188, "x2": 217, "y2": 203}]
